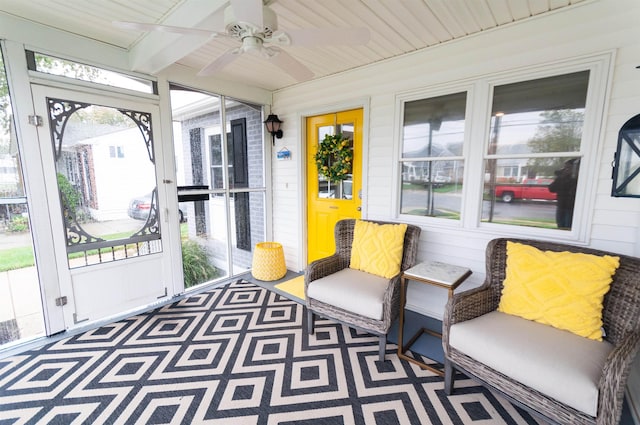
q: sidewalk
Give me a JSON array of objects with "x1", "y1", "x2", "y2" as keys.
[
  {"x1": 0, "y1": 231, "x2": 32, "y2": 251},
  {"x1": 1, "y1": 218, "x2": 147, "y2": 250},
  {"x1": 0, "y1": 266, "x2": 44, "y2": 344}
]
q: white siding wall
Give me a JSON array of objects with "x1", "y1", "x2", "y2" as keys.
[
  {"x1": 271, "y1": 0, "x2": 640, "y2": 418},
  {"x1": 272, "y1": 0, "x2": 640, "y2": 304}
]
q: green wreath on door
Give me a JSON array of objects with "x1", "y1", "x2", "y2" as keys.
[{"x1": 314, "y1": 133, "x2": 352, "y2": 182}]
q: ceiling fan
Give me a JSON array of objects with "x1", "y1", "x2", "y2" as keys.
[{"x1": 113, "y1": 0, "x2": 371, "y2": 82}]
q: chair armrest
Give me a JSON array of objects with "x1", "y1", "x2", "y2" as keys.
[
  {"x1": 305, "y1": 254, "x2": 349, "y2": 289},
  {"x1": 381, "y1": 274, "x2": 402, "y2": 324},
  {"x1": 383, "y1": 275, "x2": 401, "y2": 302},
  {"x1": 444, "y1": 284, "x2": 500, "y2": 326},
  {"x1": 596, "y1": 331, "x2": 640, "y2": 425}
]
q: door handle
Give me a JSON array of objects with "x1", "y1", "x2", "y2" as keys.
[{"x1": 357, "y1": 207, "x2": 361, "y2": 211}]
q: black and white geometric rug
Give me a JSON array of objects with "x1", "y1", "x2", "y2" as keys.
[{"x1": 0, "y1": 280, "x2": 542, "y2": 424}]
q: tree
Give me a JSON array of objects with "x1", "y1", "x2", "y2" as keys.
[
  {"x1": 0, "y1": 54, "x2": 11, "y2": 155},
  {"x1": 527, "y1": 110, "x2": 583, "y2": 175},
  {"x1": 0, "y1": 53, "x2": 104, "y2": 153},
  {"x1": 56, "y1": 172, "x2": 81, "y2": 216}
]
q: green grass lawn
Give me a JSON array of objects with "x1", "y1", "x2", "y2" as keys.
[
  {"x1": 0, "y1": 223, "x2": 189, "y2": 272},
  {"x1": 404, "y1": 208, "x2": 461, "y2": 220},
  {"x1": 0, "y1": 246, "x2": 35, "y2": 271}
]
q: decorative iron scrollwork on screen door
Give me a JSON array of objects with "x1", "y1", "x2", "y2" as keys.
[{"x1": 46, "y1": 97, "x2": 161, "y2": 265}]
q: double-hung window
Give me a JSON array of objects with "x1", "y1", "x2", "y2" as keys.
[
  {"x1": 482, "y1": 71, "x2": 588, "y2": 230},
  {"x1": 397, "y1": 58, "x2": 606, "y2": 237}
]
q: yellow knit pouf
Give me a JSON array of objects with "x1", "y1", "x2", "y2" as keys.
[{"x1": 251, "y1": 242, "x2": 287, "y2": 281}]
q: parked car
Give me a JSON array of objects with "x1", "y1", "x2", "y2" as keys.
[
  {"x1": 402, "y1": 171, "x2": 452, "y2": 186},
  {"x1": 433, "y1": 173, "x2": 452, "y2": 184},
  {"x1": 128, "y1": 194, "x2": 152, "y2": 220},
  {"x1": 128, "y1": 193, "x2": 185, "y2": 222},
  {"x1": 493, "y1": 178, "x2": 557, "y2": 203}
]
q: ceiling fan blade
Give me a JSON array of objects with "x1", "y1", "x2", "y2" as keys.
[
  {"x1": 267, "y1": 48, "x2": 314, "y2": 82},
  {"x1": 113, "y1": 21, "x2": 224, "y2": 38},
  {"x1": 197, "y1": 48, "x2": 242, "y2": 76},
  {"x1": 284, "y1": 28, "x2": 370, "y2": 47},
  {"x1": 230, "y1": 0, "x2": 264, "y2": 27}
]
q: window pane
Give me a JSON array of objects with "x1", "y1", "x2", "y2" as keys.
[
  {"x1": 402, "y1": 92, "x2": 466, "y2": 158},
  {"x1": 171, "y1": 84, "x2": 266, "y2": 288},
  {"x1": 400, "y1": 92, "x2": 466, "y2": 220},
  {"x1": 180, "y1": 195, "x2": 228, "y2": 288},
  {"x1": 209, "y1": 134, "x2": 224, "y2": 190},
  {"x1": 225, "y1": 98, "x2": 264, "y2": 190},
  {"x1": 612, "y1": 116, "x2": 640, "y2": 197},
  {"x1": 482, "y1": 157, "x2": 580, "y2": 229},
  {"x1": 29, "y1": 51, "x2": 155, "y2": 94},
  {"x1": 316, "y1": 125, "x2": 354, "y2": 199},
  {"x1": 0, "y1": 50, "x2": 45, "y2": 345},
  {"x1": 401, "y1": 160, "x2": 463, "y2": 218},
  {"x1": 489, "y1": 71, "x2": 588, "y2": 155},
  {"x1": 231, "y1": 191, "x2": 265, "y2": 270}
]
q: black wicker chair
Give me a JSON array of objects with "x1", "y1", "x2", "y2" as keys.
[
  {"x1": 442, "y1": 238, "x2": 640, "y2": 425},
  {"x1": 305, "y1": 219, "x2": 421, "y2": 361}
]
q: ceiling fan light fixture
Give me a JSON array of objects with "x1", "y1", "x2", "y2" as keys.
[{"x1": 241, "y1": 36, "x2": 264, "y2": 53}]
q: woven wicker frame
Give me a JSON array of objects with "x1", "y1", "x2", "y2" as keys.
[
  {"x1": 442, "y1": 238, "x2": 640, "y2": 425},
  {"x1": 305, "y1": 219, "x2": 421, "y2": 358}
]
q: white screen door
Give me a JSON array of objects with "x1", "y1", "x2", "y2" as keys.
[{"x1": 31, "y1": 84, "x2": 174, "y2": 326}]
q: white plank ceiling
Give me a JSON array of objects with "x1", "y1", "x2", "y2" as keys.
[{"x1": 0, "y1": 0, "x2": 587, "y2": 91}]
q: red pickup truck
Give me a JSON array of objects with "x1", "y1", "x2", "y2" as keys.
[{"x1": 493, "y1": 178, "x2": 557, "y2": 203}]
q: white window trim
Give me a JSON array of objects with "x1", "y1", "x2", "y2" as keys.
[{"x1": 393, "y1": 52, "x2": 614, "y2": 244}]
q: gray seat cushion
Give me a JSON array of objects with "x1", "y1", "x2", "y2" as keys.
[
  {"x1": 307, "y1": 268, "x2": 390, "y2": 320},
  {"x1": 449, "y1": 311, "x2": 612, "y2": 417}
]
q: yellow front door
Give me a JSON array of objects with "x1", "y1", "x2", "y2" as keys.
[{"x1": 307, "y1": 109, "x2": 363, "y2": 263}]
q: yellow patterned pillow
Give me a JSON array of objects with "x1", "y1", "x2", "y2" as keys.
[
  {"x1": 349, "y1": 220, "x2": 408, "y2": 278},
  {"x1": 498, "y1": 241, "x2": 620, "y2": 341}
]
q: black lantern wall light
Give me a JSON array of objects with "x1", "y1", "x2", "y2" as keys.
[
  {"x1": 264, "y1": 114, "x2": 283, "y2": 145},
  {"x1": 611, "y1": 113, "x2": 640, "y2": 197}
]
